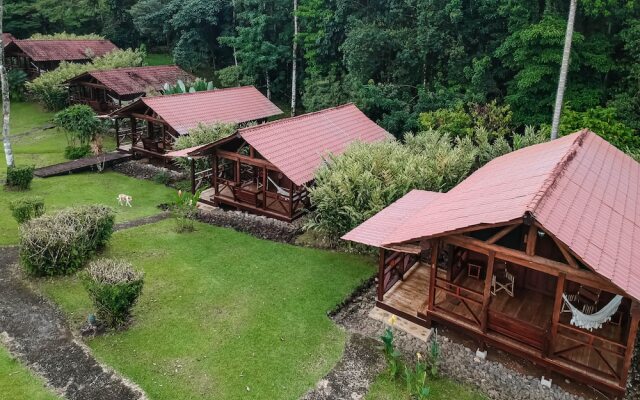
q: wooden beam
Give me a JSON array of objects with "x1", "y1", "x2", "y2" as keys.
[
  {"x1": 480, "y1": 251, "x2": 495, "y2": 333},
  {"x1": 378, "y1": 249, "x2": 385, "y2": 301},
  {"x1": 427, "y1": 240, "x2": 439, "y2": 313},
  {"x1": 217, "y1": 150, "x2": 278, "y2": 169},
  {"x1": 536, "y1": 223, "x2": 579, "y2": 269},
  {"x1": 620, "y1": 302, "x2": 640, "y2": 387},
  {"x1": 526, "y1": 224, "x2": 537, "y2": 256},
  {"x1": 443, "y1": 234, "x2": 627, "y2": 296},
  {"x1": 190, "y1": 158, "x2": 196, "y2": 195},
  {"x1": 131, "y1": 112, "x2": 165, "y2": 124},
  {"x1": 486, "y1": 224, "x2": 519, "y2": 244},
  {"x1": 549, "y1": 273, "x2": 566, "y2": 357}
]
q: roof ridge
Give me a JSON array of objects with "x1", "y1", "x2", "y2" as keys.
[
  {"x1": 90, "y1": 65, "x2": 179, "y2": 73},
  {"x1": 146, "y1": 85, "x2": 259, "y2": 100},
  {"x1": 238, "y1": 103, "x2": 356, "y2": 134},
  {"x1": 527, "y1": 129, "x2": 590, "y2": 215}
]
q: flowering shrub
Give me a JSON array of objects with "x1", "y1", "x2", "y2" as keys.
[
  {"x1": 19, "y1": 205, "x2": 115, "y2": 276},
  {"x1": 172, "y1": 190, "x2": 202, "y2": 232},
  {"x1": 380, "y1": 315, "x2": 403, "y2": 378},
  {"x1": 82, "y1": 259, "x2": 144, "y2": 328}
]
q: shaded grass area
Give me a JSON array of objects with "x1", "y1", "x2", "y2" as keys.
[
  {"x1": 365, "y1": 372, "x2": 487, "y2": 400},
  {"x1": 35, "y1": 219, "x2": 375, "y2": 400},
  {"x1": 1, "y1": 102, "x2": 116, "y2": 179},
  {"x1": 0, "y1": 346, "x2": 60, "y2": 400},
  {"x1": 0, "y1": 172, "x2": 176, "y2": 245}
]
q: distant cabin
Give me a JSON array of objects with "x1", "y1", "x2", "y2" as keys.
[
  {"x1": 111, "y1": 86, "x2": 283, "y2": 159},
  {"x1": 66, "y1": 66, "x2": 194, "y2": 114},
  {"x1": 344, "y1": 130, "x2": 640, "y2": 397},
  {"x1": 5, "y1": 39, "x2": 118, "y2": 78},
  {"x1": 2, "y1": 33, "x2": 16, "y2": 48},
  {"x1": 167, "y1": 103, "x2": 391, "y2": 222}
]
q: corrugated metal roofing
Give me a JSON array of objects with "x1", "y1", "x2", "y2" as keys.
[
  {"x1": 342, "y1": 190, "x2": 444, "y2": 247},
  {"x1": 75, "y1": 66, "x2": 194, "y2": 96},
  {"x1": 12, "y1": 39, "x2": 118, "y2": 61},
  {"x1": 238, "y1": 103, "x2": 391, "y2": 186},
  {"x1": 140, "y1": 86, "x2": 283, "y2": 136},
  {"x1": 2, "y1": 33, "x2": 15, "y2": 47},
  {"x1": 360, "y1": 130, "x2": 640, "y2": 301}
]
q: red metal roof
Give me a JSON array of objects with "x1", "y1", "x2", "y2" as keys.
[
  {"x1": 2, "y1": 33, "x2": 15, "y2": 47},
  {"x1": 238, "y1": 103, "x2": 391, "y2": 186},
  {"x1": 139, "y1": 86, "x2": 283, "y2": 136},
  {"x1": 71, "y1": 66, "x2": 194, "y2": 96},
  {"x1": 356, "y1": 130, "x2": 640, "y2": 301},
  {"x1": 11, "y1": 39, "x2": 118, "y2": 61},
  {"x1": 342, "y1": 190, "x2": 444, "y2": 247}
]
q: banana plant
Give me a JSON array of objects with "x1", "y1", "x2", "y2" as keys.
[{"x1": 162, "y1": 78, "x2": 215, "y2": 95}]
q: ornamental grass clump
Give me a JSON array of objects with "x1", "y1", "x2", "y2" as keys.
[
  {"x1": 172, "y1": 189, "x2": 202, "y2": 232},
  {"x1": 19, "y1": 205, "x2": 115, "y2": 276},
  {"x1": 82, "y1": 259, "x2": 144, "y2": 328}
]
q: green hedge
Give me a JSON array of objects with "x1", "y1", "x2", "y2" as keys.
[
  {"x1": 9, "y1": 197, "x2": 45, "y2": 224},
  {"x1": 19, "y1": 205, "x2": 115, "y2": 276},
  {"x1": 82, "y1": 259, "x2": 144, "y2": 328},
  {"x1": 6, "y1": 165, "x2": 35, "y2": 190}
]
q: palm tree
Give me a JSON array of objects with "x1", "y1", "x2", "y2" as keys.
[
  {"x1": 0, "y1": 0, "x2": 13, "y2": 168},
  {"x1": 550, "y1": 0, "x2": 577, "y2": 140},
  {"x1": 290, "y1": 0, "x2": 298, "y2": 116}
]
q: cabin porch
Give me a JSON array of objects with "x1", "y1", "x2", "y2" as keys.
[
  {"x1": 114, "y1": 117, "x2": 175, "y2": 160},
  {"x1": 376, "y1": 243, "x2": 638, "y2": 396}
]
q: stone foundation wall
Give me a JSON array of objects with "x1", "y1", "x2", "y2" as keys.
[
  {"x1": 629, "y1": 333, "x2": 639, "y2": 398},
  {"x1": 196, "y1": 208, "x2": 302, "y2": 243},
  {"x1": 112, "y1": 160, "x2": 187, "y2": 185}
]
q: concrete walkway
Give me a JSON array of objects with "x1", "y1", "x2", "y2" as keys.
[{"x1": 0, "y1": 248, "x2": 147, "y2": 400}]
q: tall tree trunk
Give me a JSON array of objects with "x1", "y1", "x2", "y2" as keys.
[
  {"x1": 0, "y1": 0, "x2": 14, "y2": 168},
  {"x1": 550, "y1": 0, "x2": 577, "y2": 140},
  {"x1": 265, "y1": 72, "x2": 271, "y2": 100},
  {"x1": 232, "y1": 0, "x2": 238, "y2": 69},
  {"x1": 290, "y1": 0, "x2": 298, "y2": 116}
]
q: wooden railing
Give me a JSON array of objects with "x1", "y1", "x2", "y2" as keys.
[
  {"x1": 553, "y1": 323, "x2": 627, "y2": 380},
  {"x1": 194, "y1": 168, "x2": 213, "y2": 191},
  {"x1": 381, "y1": 251, "x2": 419, "y2": 296},
  {"x1": 488, "y1": 311, "x2": 550, "y2": 351},
  {"x1": 433, "y1": 277, "x2": 484, "y2": 327}
]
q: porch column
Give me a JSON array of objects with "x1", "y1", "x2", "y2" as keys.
[
  {"x1": 114, "y1": 118, "x2": 120, "y2": 148},
  {"x1": 212, "y1": 153, "x2": 219, "y2": 196},
  {"x1": 190, "y1": 158, "x2": 196, "y2": 195},
  {"x1": 288, "y1": 181, "x2": 294, "y2": 219},
  {"x1": 548, "y1": 272, "x2": 566, "y2": 358},
  {"x1": 426, "y1": 240, "x2": 440, "y2": 328},
  {"x1": 480, "y1": 250, "x2": 496, "y2": 333},
  {"x1": 130, "y1": 117, "x2": 137, "y2": 147},
  {"x1": 262, "y1": 166, "x2": 267, "y2": 210},
  {"x1": 620, "y1": 302, "x2": 640, "y2": 387},
  {"x1": 378, "y1": 248, "x2": 385, "y2": 301}
]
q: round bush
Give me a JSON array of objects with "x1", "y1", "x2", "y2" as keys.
[
  {"x1": 82, "y1": 259, "x2": 144, "y2": 328},
  {"x1": 19, "y1": 205, "x2": 115, "y2": 276},
  {"x1": 9, "y1": 197, "x2": 45, "y2": 224}
]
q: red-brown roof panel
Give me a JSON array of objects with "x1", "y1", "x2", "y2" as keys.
[
  {"x1": 141, "y1": 86, "x2": 283, "y2": 136},
  {"x1": 238, "y1": 103, "x2": 391, "y2": 186},
  {"x1": 13, "y1": 39, "x2": 118, "y2": 61},
  {"x1": 79, "y1": 66, "x2": 194, "y2": 96}
]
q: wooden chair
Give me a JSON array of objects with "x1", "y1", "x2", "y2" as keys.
[{"x1": 491, "y1": 268, "x2": 515, "y2": 297}]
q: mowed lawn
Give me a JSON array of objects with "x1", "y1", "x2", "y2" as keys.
[
  {"x1": 0, "y1": 172, "x2": 176, "y2": 245},
  {"x1": 366, "y1": 373, "x2": 486, "y2": 400},
  {"x1": 36, "y1": 219, "x2": 375, "y2": 400},
  {"x1": 1, "y1": 102, "x2": 116, "y2": 179},
  {"x1": 0, "y1": 346, "x2": 60, "y2": 400}
]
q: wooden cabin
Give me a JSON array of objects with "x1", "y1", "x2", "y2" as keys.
[
  {"x1": 2, "y1": 33, "x2": 15, "y2": 48},
  {"x1": 110, "y1": 86, "x2": 283, "y2": 160},
  {"x1": 5, "y1": 39, "x2": 118, "y2": 78},
  {"x1": 343, "y1": 130, "x2": 640, "y2": 397},
  {"x1": 167, "y1": 104, "x2": 391, "y2": 222},
  {"x1": 66, "y1": 66, "x2": 194, "y2": 114}
]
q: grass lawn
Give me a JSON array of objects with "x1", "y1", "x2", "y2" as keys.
[
  {"x1": 145, "y1": 53, "x2": 174, "y2": 66},
  {"x1": 0, "y1": 172, "x2": 176, "y2": 245},
  {"x1": 1, "y1": 102, "x2": 116, "y2": 179},
  {"x1": 0, "y1": 346, "x2": 60, "y2": 400},
  {"x1": 35, "y1": 219, "x2": 375, "y2": 400},
  {"x1": 365, "y1": 372, "x2": 486, "y2": 400}
]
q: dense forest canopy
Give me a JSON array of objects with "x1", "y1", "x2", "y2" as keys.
[{"x1": 6, "y1": 0, "x2": 640, "y2": 142}]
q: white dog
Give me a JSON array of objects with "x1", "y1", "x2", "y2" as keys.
[{"x1": 117, "y1": 194, "x2": 133, "y2": 207}]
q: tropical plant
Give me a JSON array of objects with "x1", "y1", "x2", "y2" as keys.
[
  {"x1": 162, "y1": 78, "x2": 215, "y2": 95},
  {"x1": 172, "y1": 122, "x2": 237, "y2": 171},
  {"x1": 54, "y1": 105, "x2": 106, "y2": 159},
  {"x1": 403, "y1": 353, "x2": 430, "y2": 400},
  {"x1": 7, "y1": 69, "x2": 27, "y2": 101},
  {"x1": 81, "y1": 258, "x2": 144, "y2": 328},
  {"x1": 551, "y1": 0, "x2": 578, "y2": 139},
  {"x1": 172, "y1": 189, "x2": 202, "y2": 233},
  {"x1": 380, "y1": 315, "x2": 403, "y2": 378}
]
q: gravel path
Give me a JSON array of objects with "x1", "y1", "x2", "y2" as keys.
[
  {"x1": 0, "y1": 248, "x2": 147, "y2": 400},
  {"x1": 114, "y1": 212, "x2": 170, "y2": 231},
  {"x1": 301, "y1": 334, "x2": 385, "y2": 400}
]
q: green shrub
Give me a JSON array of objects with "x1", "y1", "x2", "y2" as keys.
[
  {"x1": 172, "y1": 190, "x2": 201, "y2": 233},
  {"x1": 64, "y1": 145, "x2": 92, "y2": 160},
  {"x1": 81, "y1": 259, "x2": 144, "y2": 328},
  {"x1": 6, "y1": 165, "x2": 35, "y2": 190},
  {"x1": 7, "y1": 69, "x2": 28, "y2": 101},
  {"x1": 26, "y1": 48, "x2": 145, "y2": 110},
  {"x1": 19, "y1": 205, "x2": 115, "y2": 276},
  {"x1": 55, "y1": 105, "x2": 104, "y2": 149},
  {"x1": 173, "y1": 122, "x2": 236, "y2": 171},
  {"x1": 559, "y1": 106, "x2": 640, "y2": 151},
  {"x1": 9, "y1": 197, "x2": 45, "y2": 224}
]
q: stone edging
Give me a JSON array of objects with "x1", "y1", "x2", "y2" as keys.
[{"x1": 196, "y1": 208, "x2": 302, "y2": 243}]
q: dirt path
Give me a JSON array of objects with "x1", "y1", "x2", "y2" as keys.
[
  {"x1": 0, "y1": 247, "x2": 147, "y2": 400},
  {"x1": 301, "y1": 334, "x2": 385, "y2": 400}
]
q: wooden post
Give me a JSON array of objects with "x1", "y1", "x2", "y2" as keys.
[
  {"x1": 212, "y1": 153, "x2": 219, "y2": 196},
  {"x1": 480, "y1": 251, "x2": 496, "y2": 333},
  {"x1": 114, "y1": 118, "x2": 120, "y2": 149},
  {"x1": 428, "y1": 240, "x2": 439, "y2": 312},
  {"x1": 262, "y1": 166, "x2": 267, "y2": 209},
  {"x1": 289, "y1": 180, "x2": 294, "y2": 219},
  {"x1": 548, "y1": 272, "x2": 566, "y2": 358},
  {"x1": 378, "y1": 248, "x2": 385, "y2": 301},
  {"x1": 526, "y1": 224, "x2": 537, "y2": 256},
  {"x1": 620, "y1": 302, "x2": 640, "y2": 387},
  {"x1": 130, "y1": 117, "x2": 137, "y2": 147},
  {"x1": 190, "y1": 158, "x2": 196, "y2": 195}
]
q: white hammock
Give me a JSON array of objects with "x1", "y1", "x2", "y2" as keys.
[{"x1": 561, "y1": 294, "x2": 623, "y2": 331}]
